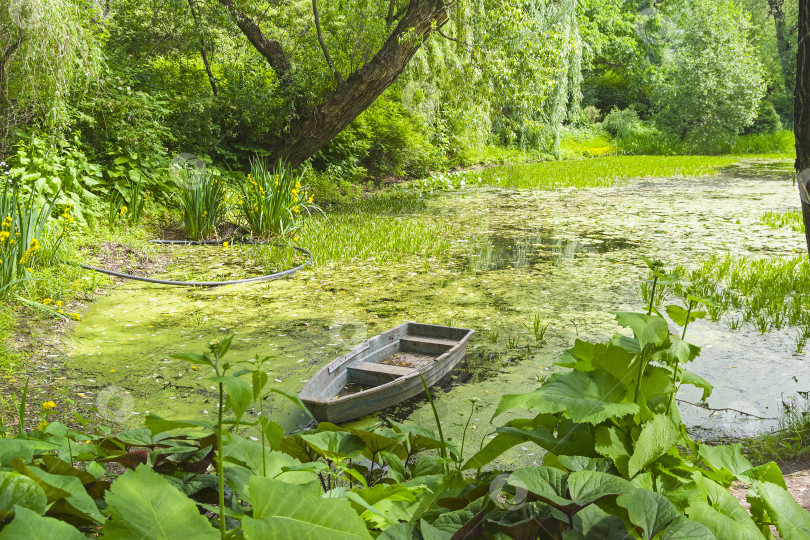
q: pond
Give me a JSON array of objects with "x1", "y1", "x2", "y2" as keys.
[{"x1": 63, "y1": 158, "x2": 807, "y2": 467}]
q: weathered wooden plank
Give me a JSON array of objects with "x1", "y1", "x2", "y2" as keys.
[{"x1": 347, "y1": 362, "x2": 414, "y2": 386}]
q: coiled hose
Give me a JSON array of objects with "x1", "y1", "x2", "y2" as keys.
[{"x1": 70, "y1": 238, "x2": 311, "y2": 287}]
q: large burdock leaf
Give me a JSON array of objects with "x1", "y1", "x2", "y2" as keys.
[
  {"x1": 0, "y1": 506, "x2": 85, "y2": 540},
  {"x1": 243, "y1": 477, "x2": 372, "y2": 540},
  {"x1": 685, "y1": 476, "x2": 762, "y2": 540},
  {"x1": 0, "y1": 472, "x2": 46, "y2": 519},
  {"x1": 748, "y1": 481, "x2": 810, "y2": 540},
  {"x1": 657, "y1": 516, "x2": 715, "y2": 539},
  {"x1": 567, "y1": 470, "x2": 635, "y2": 506},
  {"x1": 612, "y1": 312, "x2": 669, "y2": 349},
  {"x1": 616, "y1": 488, "x2": 679, "y2": 539},
  {"x1": 102, "y1": 465, "x2": 217, "y2": 539},
  {"x1": 493, "y1": 371, "x2": 638, "y2": 424},
  {"x1": 627, "y1": 414, "x2": 679, "y2": 477}
]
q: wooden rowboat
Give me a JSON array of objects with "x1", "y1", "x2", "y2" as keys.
[{"x1": 299, "y1": 322, "x2": 474, "y2": 423}]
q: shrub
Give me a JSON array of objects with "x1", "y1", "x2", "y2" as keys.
[
  {"x1": 602, "y1": 107, "x2": 641, "y2": 139},
  {"x1": 745, "y1": 100, "x2": 782, "y2": 135}
]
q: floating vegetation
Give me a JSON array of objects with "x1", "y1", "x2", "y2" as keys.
[{"x1": 761, "y1": 209, "x2": 805, "y2": 233}]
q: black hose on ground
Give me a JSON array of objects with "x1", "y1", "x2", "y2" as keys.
[{"x1": 69, "y1": 238, "x2": 312, "y2": 287}]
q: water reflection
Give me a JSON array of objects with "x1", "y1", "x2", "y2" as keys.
[{"x1": 462, "y1": 228, "x2": 637, "y2": 272}]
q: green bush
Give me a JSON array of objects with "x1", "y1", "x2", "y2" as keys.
[
  {"x1": 745, "y1": 100, "x2": 782, "y2": 135},
  {"x1": 602, "y1": 107, "x2": 641, "y2": 139}
]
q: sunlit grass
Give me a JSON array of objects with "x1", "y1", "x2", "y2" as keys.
[
  {"x1": 761, "y1": 210, "x2": 805, "y2": 233},
  {"x1": 471, "y1": 155, "x2": 740, "y2": 189},
  {"x1": 671, "y1": 254, "x2": 810, "y2": 339}
]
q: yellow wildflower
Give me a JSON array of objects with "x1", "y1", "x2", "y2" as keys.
[
  {"x1": 0, "y1": 231, "x2": 9, "y2": 242},
  {"x1": 71, "y1": 312, "x2": 82, "y2": 321},
  {"x1": 223, "y1": 241, "x2": 229, "y2": 248},
  {"x1": 120, "y1": 206, "x2": 128, "y2": 215},
  {"x1": 37, "y1": 421, "x2": 48, "y2": 430},
  {"x1": 308, "y1": 196, "x2": 313, "y2": 203},
  {"x1": 293, "y1": 206, "x2": 300, "y2": 213},
  {"x1": 42, "y1": 298, "x2": 52, "y2": 305},
  {"x1": 56, "y1": 300, "x2": 64, "y2": 307},
  {"x1": 42, "y1": 401, "x2": 56, "y2": 410},
  {"x1": 293, "y1": 236, "x2": 299, "y2": 242}
]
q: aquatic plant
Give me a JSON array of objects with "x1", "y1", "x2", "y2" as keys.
[
  {"x1": 524, "y1": 312, "x2": 549, "y2": 344},
  {"x1": 175, "y1": 168, "x2": 226, "y2": 240},
  {"x1": 675, "y1": 253, "x2": 810, "y2": 335},
  {"x1": 237, "y1": 159, "x2": 319, "y2": 238},
  {"x1": 761, "y1": 209, "x2": 805, "y2": 233},
  {"x1": 0, "y1": 182, "x2": 68, "y2": 295}
]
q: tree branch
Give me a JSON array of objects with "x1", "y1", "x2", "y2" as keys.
[
  {"x1": 216, "y1": 0, "x2": 290, "y2": 75},
  {"x1": 312, "y1": 0, "x2": 343, "y2": 86},
  {"x1": 187, "y1": 0, "x2": 218, "y2": 96}
]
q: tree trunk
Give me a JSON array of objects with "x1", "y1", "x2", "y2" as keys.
[
  {"x1": 769, "y1": 0, "x2": 795, "y2": 98},
  {"x1": 795, "y1": 0, "x2": 810, "y2": 258},
  {"x1": 220, "y1": 0, "x2": 448, "y2": 168}
]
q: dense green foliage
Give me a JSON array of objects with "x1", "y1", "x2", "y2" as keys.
[{"x1": 1, "y1": 275, "x2": 808, "y2": 538}]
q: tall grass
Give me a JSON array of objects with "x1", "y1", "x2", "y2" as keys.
[
  {"x1": 468, "y1": 155, "x2": 740, "y2": 190},
  {"x1": 672, "y1": 254, "x2": 810, "y2": 337},
  {"x1": 761, "y1": 210, "x2": 805, "y2": 233},
  {"x1": 300, "y1": 214, "x2": 450, "y2": 264},
  {"x1": 176, "y1": 170, "x2": 226, "y2": 240},
  {"x1": 237, "y1": 160, "x2": 320, "y2": 238},
  {"x1": 0, "y1": 184, "x2": 66, "y2": 295}
]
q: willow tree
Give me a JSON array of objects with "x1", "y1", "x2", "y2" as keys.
[
  {"x1": 0, "y1": 0, "x2": 104, "y2": 155},
  {"x1": 213, "y1": 0, "x2": 450, "y2": 167}
]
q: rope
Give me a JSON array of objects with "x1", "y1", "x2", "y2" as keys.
[{"x1": 69, "y1": 238, "x2": 312, "y2": 287}]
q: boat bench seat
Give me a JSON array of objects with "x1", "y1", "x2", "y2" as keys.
[
  {"x1": 399, "y1": 336, "x2": 455, "y2": 355},
  {"x1": 347, "y1": 362, "x2": 414, "y2": 387}
]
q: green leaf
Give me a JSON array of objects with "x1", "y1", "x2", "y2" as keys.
[
  {"x1": 0, "y1": 506, "x2": 85, "y2": 540},
  {"x1": 616, "y1": 488, "x2": 679, "y2": 540},
  {"x1": 509, "y1": 466, "x2": 571, "y2": 507},
  {"x1": 257, "y1": 417, "x2": 284, "y2": 450},
  {"x1": 594, "y1": 426, "x2": 631, "y2": 478},
  {"x1": 0, "y1": 472, "x2": 47, "y2": 519},
  {"x1": 11, "y1": 461, "x2": 103, "y2": 524},
  {"x1": 252, "y1": 370, "x2": 269, "y2": 399},
  {"x1": 685, "y1": 475, "x2": 763, "y2": 540},
  {"x1": 697, "y1": 444, "x2": 753, "y2": 484},
  {"x1": 243, "y1": 477, "x2": 372, "y2": 539},
  {"x1": 748, "y1": 481, "x2": 810, "y2": 539},
  {"x1": 494, "y1": 370, "x2": 638, "y2": 425},
  {"x1": 301, "y1": 431, "x2": 366, "y2": 461},
  {"x1": 211, "y1": 375, "x2": 252, "y2": 422},
  {"x1": 627, "y1": 414, "x2": 679, "y2": 477},
  {"x1": 567, "y1": 470, "x2": 635, "y2": 506},
  {"x1": 613, "y1": 312, "x2": 669, "y2": 349},
  {"x1": 679, "y1": 370, "x2": 713, "y2": 401},
  {"x1": 0, "y1": 439, "x2": 35, "y2": 466},
  {"x1": 657, "y1": 515, "x2": 716, "y2": 539},
  {"x1": 738, "y1": 462, "x2": 786, "y2": 489},
  {"x1": 665, "y1": 305, "x2": 706, "y2": 327},
  {"x1": 144, "y1": 414, "x2": 214, "y2": 434},
  {"x1": 102, "y1": 465, "x2": 218, "y2": 539},
  {"x1": 348, "y1": 427, "x2": 407, "y2": 460},
  {"x1": 169, "y1": 352, "x2": 212, "y2": 366}
]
